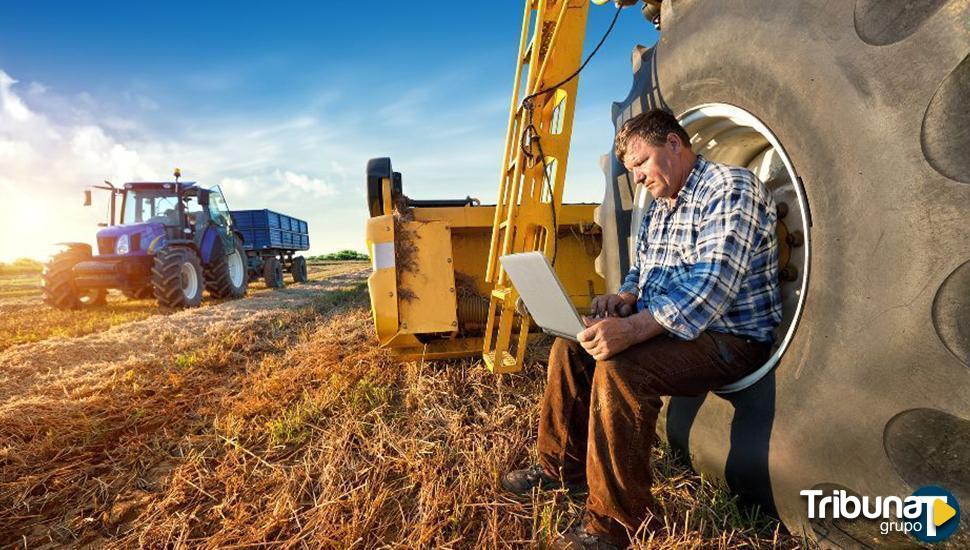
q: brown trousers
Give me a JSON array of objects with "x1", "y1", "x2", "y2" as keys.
[{"x1": 537, "y1": 331, "x2": 771, "y2": 546}]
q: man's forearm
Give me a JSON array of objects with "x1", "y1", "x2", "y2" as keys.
[{"x1": 624, "y1": 308, "x2": 667, "y2": 344}]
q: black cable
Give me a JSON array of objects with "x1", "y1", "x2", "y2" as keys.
[
  {"x1": 518, "y1": 4, "x2": 624, "y2": 267},
  {"x1": 522, "y1": 5, "x2": 623, "y2": 108}
]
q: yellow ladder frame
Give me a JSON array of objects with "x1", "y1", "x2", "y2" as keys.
[{"x1": 483, "y1": 0, "x2": 590, "y2": 373}]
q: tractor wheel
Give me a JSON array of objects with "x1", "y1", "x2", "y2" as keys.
[
  {"x1": 599, "y1": 2, "x2": 970, "y2": 544},
  {"x1": 291, "y1": 256, "x2": 308, "y2": 283},
  {"x1": 79, "y1": 288, "x2": 108, "y2": 307},
  {"x1": 205, "y1": 239, "x2": 248, "y2": 299},
  {"x1": 152, "y1": 247, "x2": 204, "y2": 309},
  {"x1": 263, "y1": 257, "x2": 284, "y2": 288},
  {"x1": 42, "y1": 246, "x2": 106, "y2": 310},
  {"x1": 122, "y1": 286, "x2": 154, "y2": 300}
]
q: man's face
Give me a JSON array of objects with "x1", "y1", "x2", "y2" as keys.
[{"x1": 622, "y1": 134, "x2": 687, "y2": 200}]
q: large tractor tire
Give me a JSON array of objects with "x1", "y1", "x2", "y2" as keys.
[
  {"x1": 204, "y1": 239, "x2": 248, "y2": 299},
  {"x1": 291, "y1": 256, "x2": 308, "y2": 283},
  {"x1": 597, "y1": 2, "x2": 970, "y2": 546},
  {"x1": 41, "y1": 245, "x2": 107, "y2": 310},
  {"x1": 263, "y1": 256, "x2": 284, "y2": 288},
  {"x1": 152, "y1": 247, "x2": 204, "y2": 309}
]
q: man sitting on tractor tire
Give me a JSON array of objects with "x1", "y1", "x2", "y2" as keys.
[{"x1": 500, "y1": 109, "x2": 783, "y2": 549}]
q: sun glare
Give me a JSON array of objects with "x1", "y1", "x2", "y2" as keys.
[{"x1": 1, "y1": 191, "x2": 99, "y2": 263}]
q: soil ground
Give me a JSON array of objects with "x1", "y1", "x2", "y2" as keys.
[{"x1": 0, "y1": 262, "x2": 806, "y2": 548}]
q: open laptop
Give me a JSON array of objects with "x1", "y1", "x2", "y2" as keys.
[{"x1": 499, "y1": 252, "x2": 585, "y2": 341}]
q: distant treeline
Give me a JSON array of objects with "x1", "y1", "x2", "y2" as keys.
[
  {"x1": 0, "y1": 258, "x2": 43, "y2": 275},
  {"x1": 308, "y1": 250, "x2": 370, "y2": 262}
]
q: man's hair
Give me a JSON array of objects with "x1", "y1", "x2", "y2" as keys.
[{"x1": 614, "y1": 109, "x2": 692, "y2": 163}]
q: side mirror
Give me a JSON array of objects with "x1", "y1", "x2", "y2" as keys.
[
  {"x1": 198, "y1": 189, "x2": 210, "y2": 207},
  {"x1": 84, "y1": 189, "x2": 92, "y2": 206}
]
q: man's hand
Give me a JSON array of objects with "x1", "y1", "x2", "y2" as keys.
[
  {"x1": 577, "y1": 308, "x2": 669, "y2": 361},
  {"x1": 578, "y1": 316, "x2": 640, "y2": 361},
  {"x1": 589, "y1": 292, "x2": 637, "y2": 319}
]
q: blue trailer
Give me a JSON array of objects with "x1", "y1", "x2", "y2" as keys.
[{"x1": 230, "y1": 209, "x2": 310, "y2": 287}]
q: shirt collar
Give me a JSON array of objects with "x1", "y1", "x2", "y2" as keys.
[{"x1": 656, "y1": 154, "x2": 707, "y2": 212}]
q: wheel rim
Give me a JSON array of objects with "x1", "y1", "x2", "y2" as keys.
[
  {"x1": 630, "y1": 103, "x2": 811, "y2": 393},
  {"x1": 78, "y1": 289, "x2": 100, "y2": 305},
  {"x1": 228, "y1": 250, "x2": 245, "y2": 287},
  {"x1": 180, "y1": 262, "x2": 199, "y2": 299}
]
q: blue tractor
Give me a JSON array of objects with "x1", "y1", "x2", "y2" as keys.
[{"x1": 42, "y1": 170, "x2": 248, "y2": 309}]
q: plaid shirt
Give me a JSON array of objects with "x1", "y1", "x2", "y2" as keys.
[{"x1": 619, "y1": 155, "x2": 783, "y2": 343}]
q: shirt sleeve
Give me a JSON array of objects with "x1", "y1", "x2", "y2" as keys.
[
  {"x1": 618, "y1": 259, "x2": 640, "y2": 296},
  {"x1": 647, "y1": 173, "x2": 763, "y2": 340}
]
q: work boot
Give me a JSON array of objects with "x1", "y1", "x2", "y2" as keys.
[
  {"x1": 500, "y1": 464, "x2": 583, "y2": 496},
  {"x1": 552, "y1": 524, "x2": 621, "y2": 550}
]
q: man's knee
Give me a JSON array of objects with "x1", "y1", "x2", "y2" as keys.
[
  {"x1": 593, "y1": 348, "x2": 639, "y2": 383},
  {"x1": 592, "y1": 350, "x2": 661, "y2": 398},
  {"x1": 550, "y1": 336, "x2": 581, "y2": 359},
  {"x1": 591, "y1": 354, "x2": 663, "y2": 425}
]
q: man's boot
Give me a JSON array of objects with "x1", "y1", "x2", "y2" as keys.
[{"x1": 500, "y1": 464, "x2": 585, "y2": 496}]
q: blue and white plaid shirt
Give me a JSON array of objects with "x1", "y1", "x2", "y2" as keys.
[{"x1": 619, "y1": 155, "x2": 783, "y2": 343}]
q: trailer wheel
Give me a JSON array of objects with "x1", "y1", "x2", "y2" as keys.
[
  {"x1": 42, "y1": 246, "x2": 106, "y2": 310},
  {"x1": 291, "y1": 256, "x2": 308, "y2": 283},
  {"x1": 152, "y1": 247, "x2": 204, "y2": 309},
  {"x1": 122, "y1": 286, "x2": 154, "y2": 300},
  {"x1": 263, "y1": 256, "x2": 284, "y2": 288},
  {"x1": 601, "y1": 2, "x2": 970, "y2": 543},
  {"x1": 205, "y1": 239, "x2": 248, "y2": 299}
]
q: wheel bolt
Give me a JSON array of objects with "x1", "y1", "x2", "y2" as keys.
[
  {"x1": 777, "y1": 202, "x2": 789, "y2": 219},
  {"x1": 786, "y1": 230, "x2": 804, "y2": 247}
]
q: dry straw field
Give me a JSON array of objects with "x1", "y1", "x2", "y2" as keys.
[{"x1": 0, "y1": 261, "x2": 805, "y2": 548}]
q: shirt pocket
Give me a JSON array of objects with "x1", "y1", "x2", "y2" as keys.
[{"x1": 677, "y1": 242, "x2": 699, "y2": 265}]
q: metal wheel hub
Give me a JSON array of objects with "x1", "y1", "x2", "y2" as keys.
[
  {"x1": 180, "y1": 262, "x2": 199, "y2": 298},
  {"x1": 228, "y1": 250, "x2": 244, "y2": 287}
]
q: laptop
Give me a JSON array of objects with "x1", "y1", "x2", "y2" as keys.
[{"x1": 499, "y1": 252, "x2": 585, "y2": 341}]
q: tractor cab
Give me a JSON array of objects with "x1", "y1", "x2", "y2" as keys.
[{"x1": 87, "y1": 179, "x2": 237, "y2": 259}]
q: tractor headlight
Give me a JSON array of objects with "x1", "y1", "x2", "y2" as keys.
[{"x1": 116, "y1": 234, "x2": 130, "y2": 255}]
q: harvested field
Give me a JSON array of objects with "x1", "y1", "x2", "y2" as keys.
[
  {"x1": 0, "y1": 265, "x2": 805, "y2": 548},
  {"x1": 0, "y1": 273, "x2": 42, "y2": 299},
  {"x1": 0, "y1": 261, "x2": 366, "y2": 353}
]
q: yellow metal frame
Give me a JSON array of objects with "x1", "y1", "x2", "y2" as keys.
[
  {"x1": 483, "y1": 0, "x2": 594, "y2": 373},
  {"x1": 365, "y1": 0, "x2": 607, "y2": 372}
]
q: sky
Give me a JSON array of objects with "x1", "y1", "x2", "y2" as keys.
[{"x1": 0, "y1": 2, "x2": 658, "y2": 262}]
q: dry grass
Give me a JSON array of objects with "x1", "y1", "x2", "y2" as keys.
[
  {"x1": 0, "y1": 261, "x2": 365, "y2": 353},
  {"x1": 0, "y1": 259, "x2": 43, "y2": 277},
  {"x1": 0, "y1": 293, "x2": 163, "y2": 352},
  {"x1": 0, "y1": 267, "x2": 806, "y2": 549},
  {"x1": 0, "y1": 273, "x2": 42, "y2": 299}
]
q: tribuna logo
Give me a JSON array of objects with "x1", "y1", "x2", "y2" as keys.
[{"x1": 801, "y1": 486, "x2": 960, "y2": 542}]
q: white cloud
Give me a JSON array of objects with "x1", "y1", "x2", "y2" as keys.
[
  {"x1": 275, "y1": 169, "x2": 337, "y2": 198},
  {"x1": 26, "y1": 81, "x2": 47, "y2": 96},
  {"x1": 0, "y1": 66, "x2": 514, "y2": 262},
  {"x1": 0, "y1": 72, "x2": 32, "y2": 121},
  {"x1": 0, "y1": 70, "x2": 158, "y2": 261},
  {"x1": 218, "y1": 177, "x2": 254, "y2": 201}
]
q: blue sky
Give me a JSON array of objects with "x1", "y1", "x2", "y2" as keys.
[{"x1": 0, "y1": 2, "x2": 658, "y2": 261}]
